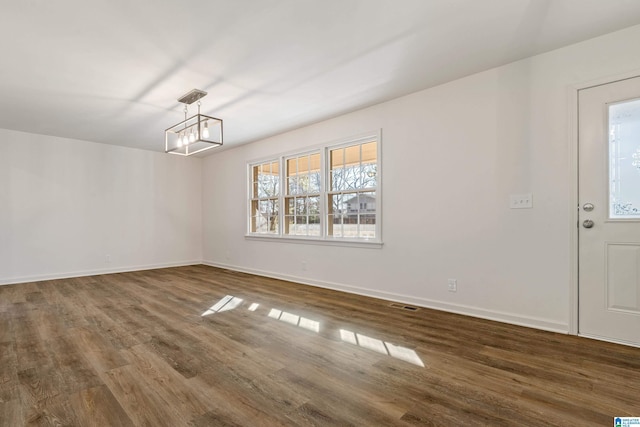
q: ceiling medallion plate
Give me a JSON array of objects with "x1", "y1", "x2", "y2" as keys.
[{"x1": 177, "y1": 89, "x2": 208, "y2": 105}]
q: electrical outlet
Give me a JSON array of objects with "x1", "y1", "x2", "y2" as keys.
[
  {"x1": 105, "y1": 254, "x2": 111, "y2": 263},
  {"x1": 301, "y1": 261, "x2": 307, "y2": 271},
  {"x1": 447, "y1": 279, "x2": 457, "y2": 292},
  {"x1": 510, "y1": 193, "x2": 533, "y2": 209}
]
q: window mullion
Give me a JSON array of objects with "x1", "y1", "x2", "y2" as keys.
[
  {"x1": 375, "y1": 137, "x2": 381, "y2": 240},
  {"x1": 279, "y1": 155, "x2": 285, "y2": 236},
  {"x1": 358, "y1": 145, "x2": 362, "y2": 237},
  {"x1": 320, "y1": 148, "x2": 326, "y2": 238}
]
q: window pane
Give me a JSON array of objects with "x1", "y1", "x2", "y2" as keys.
[
  {"x1": 286, "y1": 197, "x2": 295, "y2": 215},
  {"x1": 332, "y1": 164, "x2": 362, "y2": 191},
  {"x1": 270, "y1": 199, "x2": 279, "y2": 215},
  {"x1": 285, "y1": 197, "x2": 319, "y2": 236},
  {"x1": 331, "y1": 169, "x2": 342, "y2": 191},
  {"x1": 252, "y1": 166, "x2": 259, "y2": 195},
  {"x1": 359, "y1": 221, "x2": 375, "y2": 238},
  {"x1": 268, "y1": 211, "x2": 279, "y2": 234},
  {"x1": 286, "y1": 152, "x2": 320, "y2": 196},
  {"x1": 254, "y1": 199, "x2": 278, "y2": 233},
  {"x1": 297, "y1": 156, "x2": 308, "y2": 174},
  {"x1": 258, "y1": 181, "x2": 277, "y2": 198},
  {"x1": 253, "y1": 215, "x2": 266, "y2": 232},
  {"x1": 328, "y1": 191, "x2": 377, "y2": 238},
  {"x1": 254, "y1": 199, "x2": 279, "y2": 233},
  {"x1": 360, "y1": 191, "x2": 376, "y2": 236},
  {"x1": 309, "y1": 213, "x2": 320, "y2": 237},
  {"x1": 361, "y1": 163, "x2": 377, "y2": 188},
  {"x1": 345, "y1": 145, "x2": 360, "y2": 167},
  {"x1": 298, "y1": 175, "x2": 310, "y2": 193},
  {"x1": 363, "y1": 191, "x2": 376, "y2": 210},
  {"x1": 308, "y1": 196, "x2": 320, "y2": 215},
  {"x1": 286, "y1": 214, "x2": 310, "y2": 236},
  {"x1": 287, "y1": 158, "x2": 297, "y2": 176},
  {"x1": 270, "y1": 161, "x2": 279, "y2": 175},
  {"x1": 361, "y1": 141, "x2": 377, "y2": 163},
  {"x1": 344, "y1": 193, "x2": 358, "y2": 215},
  {"x1": 330, "y1": 194, "x2": 345, "y2": 214},
  {"x1": 287, "y1": 176, "x2": 299, "y2": 195},
  {"x1": 331, "y1": 148, "x2": 344, "y2": 169},
  {"x1": 284, "y1": 215, "x2": 294, "y2": 234},
  {"x1": 610, "y1": 100, "x2": 640, "y2": 218},
  {"x1": 309, "y1": 153, "x2": 321, "y2": 172},
  {"x1": 295, "y1": 224, "x2": 309, "y2": 236},
  {"x1": 309, "y1": 171, "x2": 321, "y2": 193},
  {"x1": 253, "y1": 160, "x2": 279, "y2": 198},
  {"x1": 330, "y1": 140, "x2": 377, "y2": 192},
  {"x1": 328, "y1": 214, "x2": 343, "y2": 237}
]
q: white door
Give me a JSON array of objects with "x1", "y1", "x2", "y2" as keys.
[{"x1": 579, "y1": 76, "x2": 640, "y2": 346}]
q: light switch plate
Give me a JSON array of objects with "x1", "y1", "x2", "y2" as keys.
[{"x1": 510, "y1": 193, "x2": 533, "y2": 209}]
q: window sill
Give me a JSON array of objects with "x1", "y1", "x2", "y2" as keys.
[{"x1": 244, "y1": 234, "x2": 383, "y2": 249}]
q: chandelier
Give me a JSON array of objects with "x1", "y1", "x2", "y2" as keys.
[{"x1": 165, "y1": 89, "x2": 223, "y2": 156}]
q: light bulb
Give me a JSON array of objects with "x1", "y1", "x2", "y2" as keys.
[
  {"x1": 182, "y1": 133, "x2": 189, "y2": 146},
  {"x1": 189, "y1": 129, "x2": 196, "y2": 143},
  {"x1": 177, "y1": 133, "x2": 183, "y2": 147},
  {"x1": 202, "y1": 121, "x2": 210, "y2": 139}
]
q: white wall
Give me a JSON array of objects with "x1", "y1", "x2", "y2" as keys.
[
  {"x1": 0, "y1": 129, "x2": 203, "y2": 284},
  {"x1": 202, "y1": 24, "x2": 640, "y2": 333}
]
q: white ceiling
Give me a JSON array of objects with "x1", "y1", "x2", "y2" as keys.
[{"x1": 2, "y1": 0, "x2": 640, "y2": 155}]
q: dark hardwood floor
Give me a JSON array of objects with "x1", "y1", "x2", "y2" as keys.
[{"x1": 0, "y1": 265, "x2": 639, "y2": 426}]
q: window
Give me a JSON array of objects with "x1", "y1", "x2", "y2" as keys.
[
  {"x1": 328, "y1": 141, "x2": 377, "y2": 239},
  {"x1": 285, "y1": 152, "x2": 321, "y2": 236},
  {"x1": 250, "y1": 160, "x2": 279, "y2": 234},
  {"x1": 248, "y1": 133, "x2": 380, "y2": 244}
]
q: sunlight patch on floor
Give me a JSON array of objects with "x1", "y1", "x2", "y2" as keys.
[
  {"x1": 269, "y1": 308, "x2": 320, "y2": 333},
  {"x1": 200, "y1": 296, "x2": 423, "y2": 366},
  {"x1": 201, "y1": 295, "x2": 244, "y2": 316},
  {"x1": 339, "y1": 329, "x2": 425, "y2": 367}
]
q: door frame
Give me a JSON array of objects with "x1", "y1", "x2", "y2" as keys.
[{"x1": 569, "y1": 69, "x2": 640, "y2": 337}]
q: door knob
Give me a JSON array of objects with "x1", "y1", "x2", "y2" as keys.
[
  {"x1": 583, "y1": 219, "x2": 594, "y2": 228},
  {"x1": 583, "y1": 203, "x2": 594, "y2": 212}
]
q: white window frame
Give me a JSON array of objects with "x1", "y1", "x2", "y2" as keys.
[
  {"x1": 283, "y1": 150, "x2": 322, "y2": 237},
  {"x1": 246, "y1": 130, "x2": 382, "y2": 248},
  {"x1": 248, "y1": 159, "x2": 281, "y2": 235}
]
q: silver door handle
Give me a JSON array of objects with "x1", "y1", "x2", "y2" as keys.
[{"x1": 583, "y1": 219, "x2": 594, "y2": 228}]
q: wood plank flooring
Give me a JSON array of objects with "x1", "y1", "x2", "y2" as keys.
[{"x1": 1, "y1": 265, "x2": 639, "y2": 426}]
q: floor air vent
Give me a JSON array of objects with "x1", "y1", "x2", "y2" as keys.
[{"x1": 389, "y1": 303, "x2": 419, "y2": 311}]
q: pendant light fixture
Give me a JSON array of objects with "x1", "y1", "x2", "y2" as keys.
[{"x1": 165, "y1": 89, "x2": 223, "y2": 156}]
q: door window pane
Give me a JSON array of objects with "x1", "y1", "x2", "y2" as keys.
[{"x1": 610, "y1": 100, "x2": 640, "y2": 218}]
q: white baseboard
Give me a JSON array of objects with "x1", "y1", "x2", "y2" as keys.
[
  {"x1": 579, "y1": 333, "x2": 640, "y2": 348},
  {"x1": 203, "y1": 260, "x2": 569, "y2": 334},
  {"x1": 3, "y1": 259, "x2": 569, "y2": 335},
  {"x1": 0, "y1": 260, "x2": 203, "y2": 286}
]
